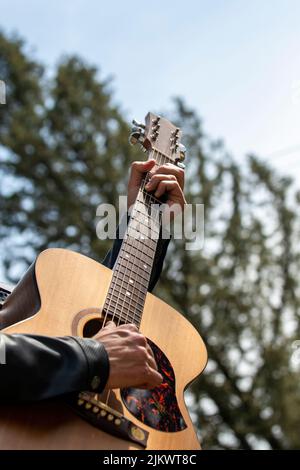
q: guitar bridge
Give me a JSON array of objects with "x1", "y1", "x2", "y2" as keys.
[{"x1": 68, "y1": 392, "x2": 148, "y2": 448}]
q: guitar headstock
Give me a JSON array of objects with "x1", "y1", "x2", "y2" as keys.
[{"x1": 129, "y1": 112, "x2": 186, "y2": 164}]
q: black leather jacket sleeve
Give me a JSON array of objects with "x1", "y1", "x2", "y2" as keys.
[
  {"x1": 0, "y1": 335, "x2": 109, "y2": 402},
  {"x1": 0, "y1": 230, "x2": 170, "y2": 402}
]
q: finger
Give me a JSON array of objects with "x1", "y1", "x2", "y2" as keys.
[
  {"x1": 104, "y1": 320, "x2": 117, "y2": 329},
  {"x1": 127, "y1": 368, "x2": 163, "y2": 390},
  {"x1": 129, "y1": 159, "x2": 156, "y2": 187},
  {"x1": 145, "y1": 369, "x2": 164, "y2": 388},
  {"x1": 151, "y1": 164, "x2": 185, "y2": 189},
  {"x1": 147, "y1": 352, "x2": 159, "y2": 371},
  {"x1": 145, "y1": 173, "x2": 176, "y2": 192},
  {"x1": 123, "y1": 323, "x2": 139, "y2": 331},
  {"x1": 154, "y1": 180, "x2": 180, "y2": 198},
  {"x1": 146, "y1": 342, "x2": 156, "y2": 362}
]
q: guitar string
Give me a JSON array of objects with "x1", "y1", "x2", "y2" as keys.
[
  {"x1": 107, "y1": 197, "x2": 154, "y2": 328},
  {"x1": 101, "y1": 150, "x2": 168, "y2": 406},
  {"x1": 101, "y1": 148, "x2": 156, "y2": 328},
  {"x1": 120, "y1": 150, "x2": 163, "y2": 327},
  {"x1": 102, "y1": 149, "x2": 163, "y2": 329},
  {"x1": 112, "y1": 188, "x2": 152, "y2": 327},
  {"x1": 111, "y1": 150, "x2": 169, "y2": 328},
  {"x1": 103, "y1": 152, "x2": 164, "y2": 406},
  {"x1": 123, "y1": 151, "x2": 164, "y2": 320},
  {"x1": 122, "y1": 151, "x2": 168, "y2": 320},
  {"x1": 100, "y1": 178, "x2": 163, "y2": 328},
  {"x1": 120, "y1": 191, "x2": 160, "y2": 326},
  {"x1": 102, "y1": 149, "x2": 161, "y2": 405}
]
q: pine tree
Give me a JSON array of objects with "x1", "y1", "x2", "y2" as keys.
[
  {"x1": 157, "y1": 99, "x2": 300, "y2": 449},
  {"x1": 0, "y1": 32, "x2": 139, "y2": 280}
]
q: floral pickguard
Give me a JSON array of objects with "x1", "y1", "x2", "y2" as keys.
[{"x1": 121, "y1": 339, "x2": 187, "y2": 432}]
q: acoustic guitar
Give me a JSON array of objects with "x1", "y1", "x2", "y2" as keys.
[{"x1": 0, "y1": 113, "x2": 207, "y2": 450}]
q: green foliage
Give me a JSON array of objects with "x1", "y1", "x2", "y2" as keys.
[
  {"x1": 0, "y1": 31, "x2": 140, "y2": 278},
  {"x1": 159, "y1": 101, "x2": 300, "y2": 449},
  {"x1": 1, "y1": 32, "x2": 300, "y2": 449}
]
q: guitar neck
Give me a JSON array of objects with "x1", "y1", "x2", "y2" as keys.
[
  {"x1": 104, "y1": 151, "x2": 172, "y2": 327},
  {"x1": 103, "y1": 158, "x2": 164, "y2": 328},
  {"x1": 102, "y1": 109, "x2": 186, "y2": 328}
]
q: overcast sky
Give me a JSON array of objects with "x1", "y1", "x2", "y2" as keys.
[{"x1": 1, "y1": 0, "x2": 300, "y2": 180}]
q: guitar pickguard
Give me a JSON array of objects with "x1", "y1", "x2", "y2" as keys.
[{"x1": 121, "y1": 339, "x2": 187, "y2": 432}]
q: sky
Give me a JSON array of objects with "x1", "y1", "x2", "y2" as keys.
[{"x1": 1, "y1": 0, "x2": 300, "y2": 180}]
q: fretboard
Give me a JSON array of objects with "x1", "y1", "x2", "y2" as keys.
[{"x1": 103, "y1": 186, "x2": 162, "y2": 328}]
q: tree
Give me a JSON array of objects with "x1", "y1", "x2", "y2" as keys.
[
  {"x1": 1, "y1": 31, "x2": 299, "y2": 449},
  {"x1": 159, "y1": 99, "x2": 300, "y2": 449},
  {"x1": 0, "y1": 31, "x2": 139, "y2": 280}
]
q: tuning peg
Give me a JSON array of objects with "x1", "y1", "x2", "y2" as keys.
[
  {"x1": 129, "y1": 130, "x2": 145, "y2": 146},
  {"x1": 178, "y1": 143, "x2": 186, "y2": 161},
  {"x1": 175, "y1": 160, "x2": 185, "y2": 170},
  {"x1": 152, "y1": 116, "x2": 160, "y2": 125},
  {"x1": 129, "y1": 132, "x2": 139, "y2": 146},
  {"x1": 132, "y1": 125, "x2": 142, "y2": 133},
  {"x1": 132, "y1": 119, "x2": 145, "y2": 129}
]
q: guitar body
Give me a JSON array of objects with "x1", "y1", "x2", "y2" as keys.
[{"x1": 0, "y1": 248, "x2": 207, "y2": 450}]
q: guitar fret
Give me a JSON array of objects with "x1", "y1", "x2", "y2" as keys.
[
  {"x1": 114, "y1": 264, "x2": 150, "y2": 285},
  {"x1": 109, "y1": 277, "x2": 147, "y2": 297},
  {"x1": 104, "y1": 297, "x2": 143, "y2": 315},
  {"x1": 125, "y1": 237, "x2": 157, "y2": 255},
  {"x1": 106, "y1": 290, "x2": 145, "y2": 310},
  {"x1": 114, "y1": 278, "x2": 147, "y2": 295},
  {"x1": 115, "y1": 270, "x2": 149, "y2": 287},
  {"x1": 104, "y1": 298, "x2": 143, "y2": 317},
  {"x1": 118, "y1": 255, "x2": 152, "y2": 273},
  {"x1": 133, "y1": 200, "x2": 161, "y2": 216},
  {"x1": 107, "y1": 281, "x2": 147, "y2": 298},
  {"x1": 119, "y1": 247, "x2": 153, "y2": 266},
  {"x1": 116, "y1": 263, "x2": 151, "y2": 281},
  {"x1": 127, "y1": 226, "x2": 159, "y2": 242},
  {"x1": 139, "y1": 191, "x2": 163, "y2": 208},
  {"x1": 106, "y1": 296, "x2": 145, "y2": 315},
  {"x1": 122, "y1": 238, "x2": 157, "y2": 256},
  {"x1": 121, "y1": 242, "x2": 153, "y2": 258},
  {"x1": 104, "y1": 305, "x2": 143, "y2": 323},
  {"x1": 130, "y1": 212, "x2": 160, "y2": 228},
  {"x1": 130, "y1": 215, "x2": 160, "y2": 237},
  {"x1": 102, "y1": 307, "x2": 142, "y2": 325}
]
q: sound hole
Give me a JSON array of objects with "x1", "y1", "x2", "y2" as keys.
[
  {"x1": 121, "y1": 339, "x2": 187, "y2": 432},
  {"x1": 83, "y1": 318, "x2": 103, "y2": 337}
]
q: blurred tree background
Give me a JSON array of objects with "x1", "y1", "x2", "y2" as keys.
[{"x1": 0, "y1": 31, "x2": 299, "y2": 449}]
